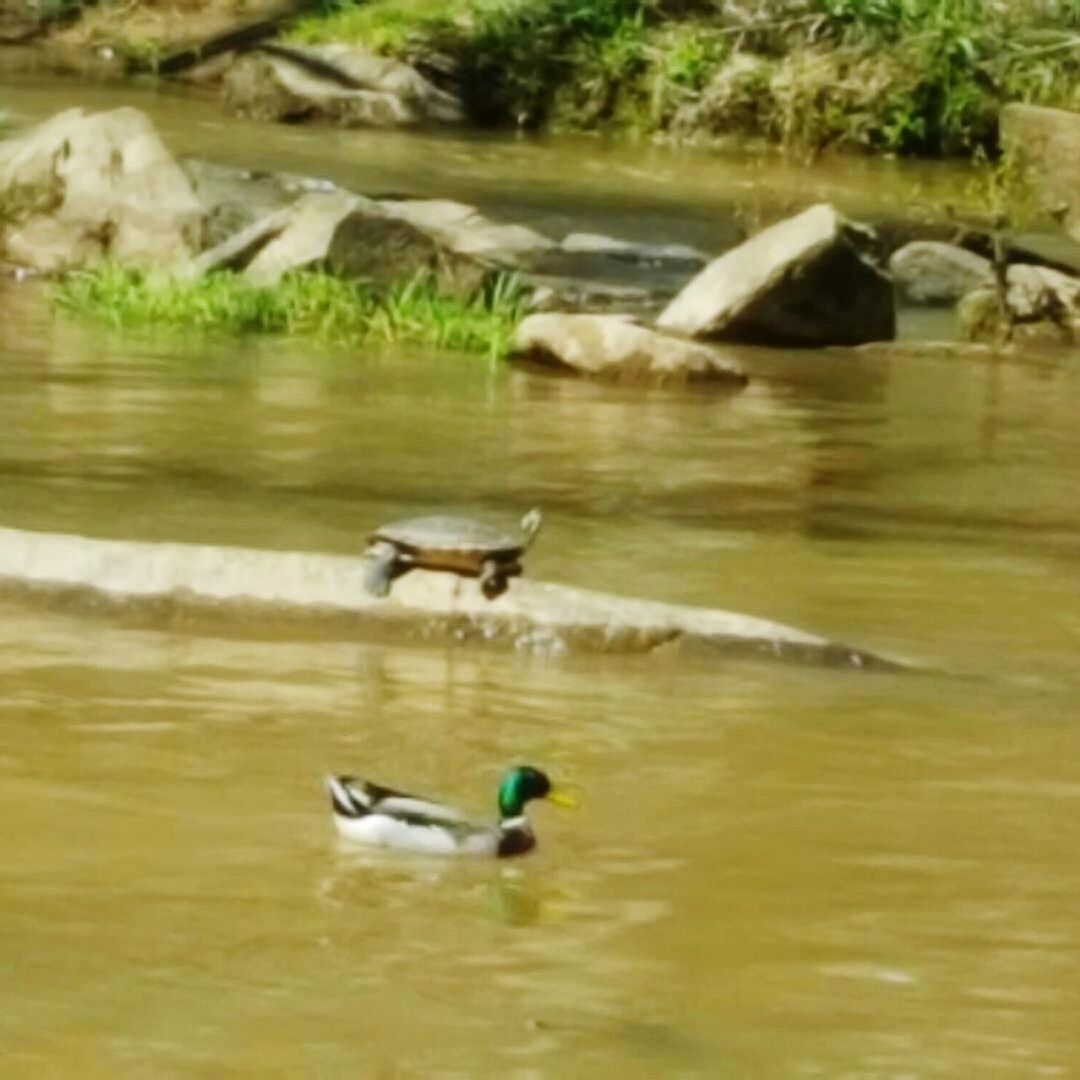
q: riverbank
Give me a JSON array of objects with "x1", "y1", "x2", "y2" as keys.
[{"x1": 20, "y1": 0, "x2": 1080, "y2": 157}]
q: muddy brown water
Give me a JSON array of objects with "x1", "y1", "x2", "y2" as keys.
[{"x1": 3, "y1": 68, "x2": 1080, "y2": 1077}]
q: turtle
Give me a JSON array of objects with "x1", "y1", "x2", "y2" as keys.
[{"x1": 362, "y1": 508, "x2": 543, "y2": 600}]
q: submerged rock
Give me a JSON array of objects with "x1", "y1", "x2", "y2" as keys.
[
  {"x1": 0, "y1": 107, "x2": 203, "y2": 273},
  {"x1": 560, "y1": 232, "x2": 708, "y2": 268},
  {"x1": 657, "y1": 203, "x2": 895, "y2": 347},
  {"x1": 957, "y1": 264, "x2": 1080, "y2": 345},
  {"x1": 0, "y1": 526, "x2": 903, "y2": 670},
  {"x1": 222, "y1": 43, "x2": 463, "y2": 127},
  {"x1": 889, "y1": 241, "x2": 994, "y2": 305},
  {"x1": 512, "y1": 313, "x2": 748, "y2": 383},
  {"x1": 525, "y1": 276, "x2": 666, "y2": 317}
]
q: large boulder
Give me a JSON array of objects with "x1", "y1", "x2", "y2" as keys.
[
  {"x1": 957, "y1": 264, "x2": 1080, "y2": 345},
  {"x1": 656, "y1": 203, "x2": 895, "y2": 346},
  {"x1": 0, "y1": 107, "x2": 204, "y2": 273},
  {"x1": 1000, "y1": 103, "x2": 1080, "y2": 245},
  {"x1": 889, "y1": 241, "x2": 994, "y2": 304},
  {"x1": 222, "y1": 44, "x2": 463, "y2": 127},
  {"x1": 512, "y1": 313, "x2": 748, "y2": 384}
]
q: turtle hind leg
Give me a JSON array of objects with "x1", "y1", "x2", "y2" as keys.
[
  {"x1": 479, "y1": 558, "x2": 515, "y2": 600},
  {"x1": 363, "y1": 541, "x2": 403, "y2": 598}
]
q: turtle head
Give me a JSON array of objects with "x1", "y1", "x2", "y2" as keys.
[
  {"x1": 520, "y1": 507, "x2": 543, "y2": 548},
  {"x1": 498, "y1": 765, "x2": 577, "y2": 818}
]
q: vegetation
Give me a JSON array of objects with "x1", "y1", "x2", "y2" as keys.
[
  {"x1": 53, "y1": 267, "x2": 529, "y2": 361},
  {"x1": 288, "y1": 0, "x2": 1080, "y2": 155}
]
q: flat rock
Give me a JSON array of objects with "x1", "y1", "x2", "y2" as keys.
[
  {"x1": 512, "y1": 313, "x2": 749, "y2": 383},
  {"x1": 888, "y1": 241, "x2": 994, "y2": 304},
  {"x1": 0, "y1": 526, "x2": 904, "y2": 670},
  {"x1": 378, "y1": 199, "x2": 556, "y2": 266},
  {"x1": 657, "y1": 203, "x2": 895, "y2": 346},
  {"x1": 0, "y1": 106, "x2": 203, "y2": 273}
]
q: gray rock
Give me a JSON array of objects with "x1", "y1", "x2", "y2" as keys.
[
  {"x1": 0, "y1": 107, "x2": 203, "y2": 273},
  {"x1": 222, "y1": 44, "x2": 462, "y2": 127},
  {"x1": 188, "y1": 177, "x2": 536, "y2": 291},
  {"x1": 181, "y1": 158, "x2": 299, "y2": 250},
  {"x1": 182, "y1": 157, "x2": 554, "y2": 275},
  {"x1": 378, "y1": 198, "x2": 556, "y2": 266},
  {"x1": 958, "y1": 263, "x2": 1080, "y2": 344},
  {"x1": 657, "y1": 203, "x2": 895, "y2": 346},
  {"x1": 182, "y1": 206, "x2": 293, "y2": 279},
  {"x1": 243, "y1": 189, "x2": 365, "y2": 285},
  {"x1": 0, "y1": 525, "x2": 903, "y2": 670},
  {"x1": 326, "y1": 213, "x2": 490, "y2": 296},
  {"x1": 512, "y1": 313, "x2": 748, "y2": 383},
  {"x1": 889, "y1": 240, "x2": 994, "y2": 304}
]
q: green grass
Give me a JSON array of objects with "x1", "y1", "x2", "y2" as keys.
[
  {"x1": 53, "y1": 266, "x2": 529, "y2": 361},
  {"x1": 815, "y1": 0, "x2": 1080, "y2": 153},
  {"x1": 290, "y1": 0, "x2": 456, "y2": 54}
]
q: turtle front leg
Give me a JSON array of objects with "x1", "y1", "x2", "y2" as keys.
[
  {"x1": 479, "y1": 558, "x2": 511, "y2": 600},
  {"x1": 363, "y1": 540, "x2": 402, "y2": 598}
]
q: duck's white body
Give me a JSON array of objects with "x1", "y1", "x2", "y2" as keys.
[{"x1": 326, "y1": 775, "x2": 532, "y2": 858}]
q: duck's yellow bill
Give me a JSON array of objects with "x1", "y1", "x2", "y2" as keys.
[{"x1": 547, "y1": 787, "x2": 580, "y2": 809}]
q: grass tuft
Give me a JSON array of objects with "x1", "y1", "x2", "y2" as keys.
[{"x1": 52, "y1": 266, "x2": 529, "y2": 361}]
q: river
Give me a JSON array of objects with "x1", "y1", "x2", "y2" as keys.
[{"x1": 2, "y1": 65, "x2": 1080, "y2": 1078}]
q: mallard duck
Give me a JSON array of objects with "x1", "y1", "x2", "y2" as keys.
[{"x1": 325, "y1": 764, "x2": 576, "y2": 857}]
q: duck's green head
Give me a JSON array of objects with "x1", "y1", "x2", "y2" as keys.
[{"x1": 497, "y1": 765, "x2": 577, "y2": 818}]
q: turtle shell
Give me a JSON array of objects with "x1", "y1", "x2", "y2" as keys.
[{"x1": 370, "y1": 515, "x2": 526, "y2": 571}]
